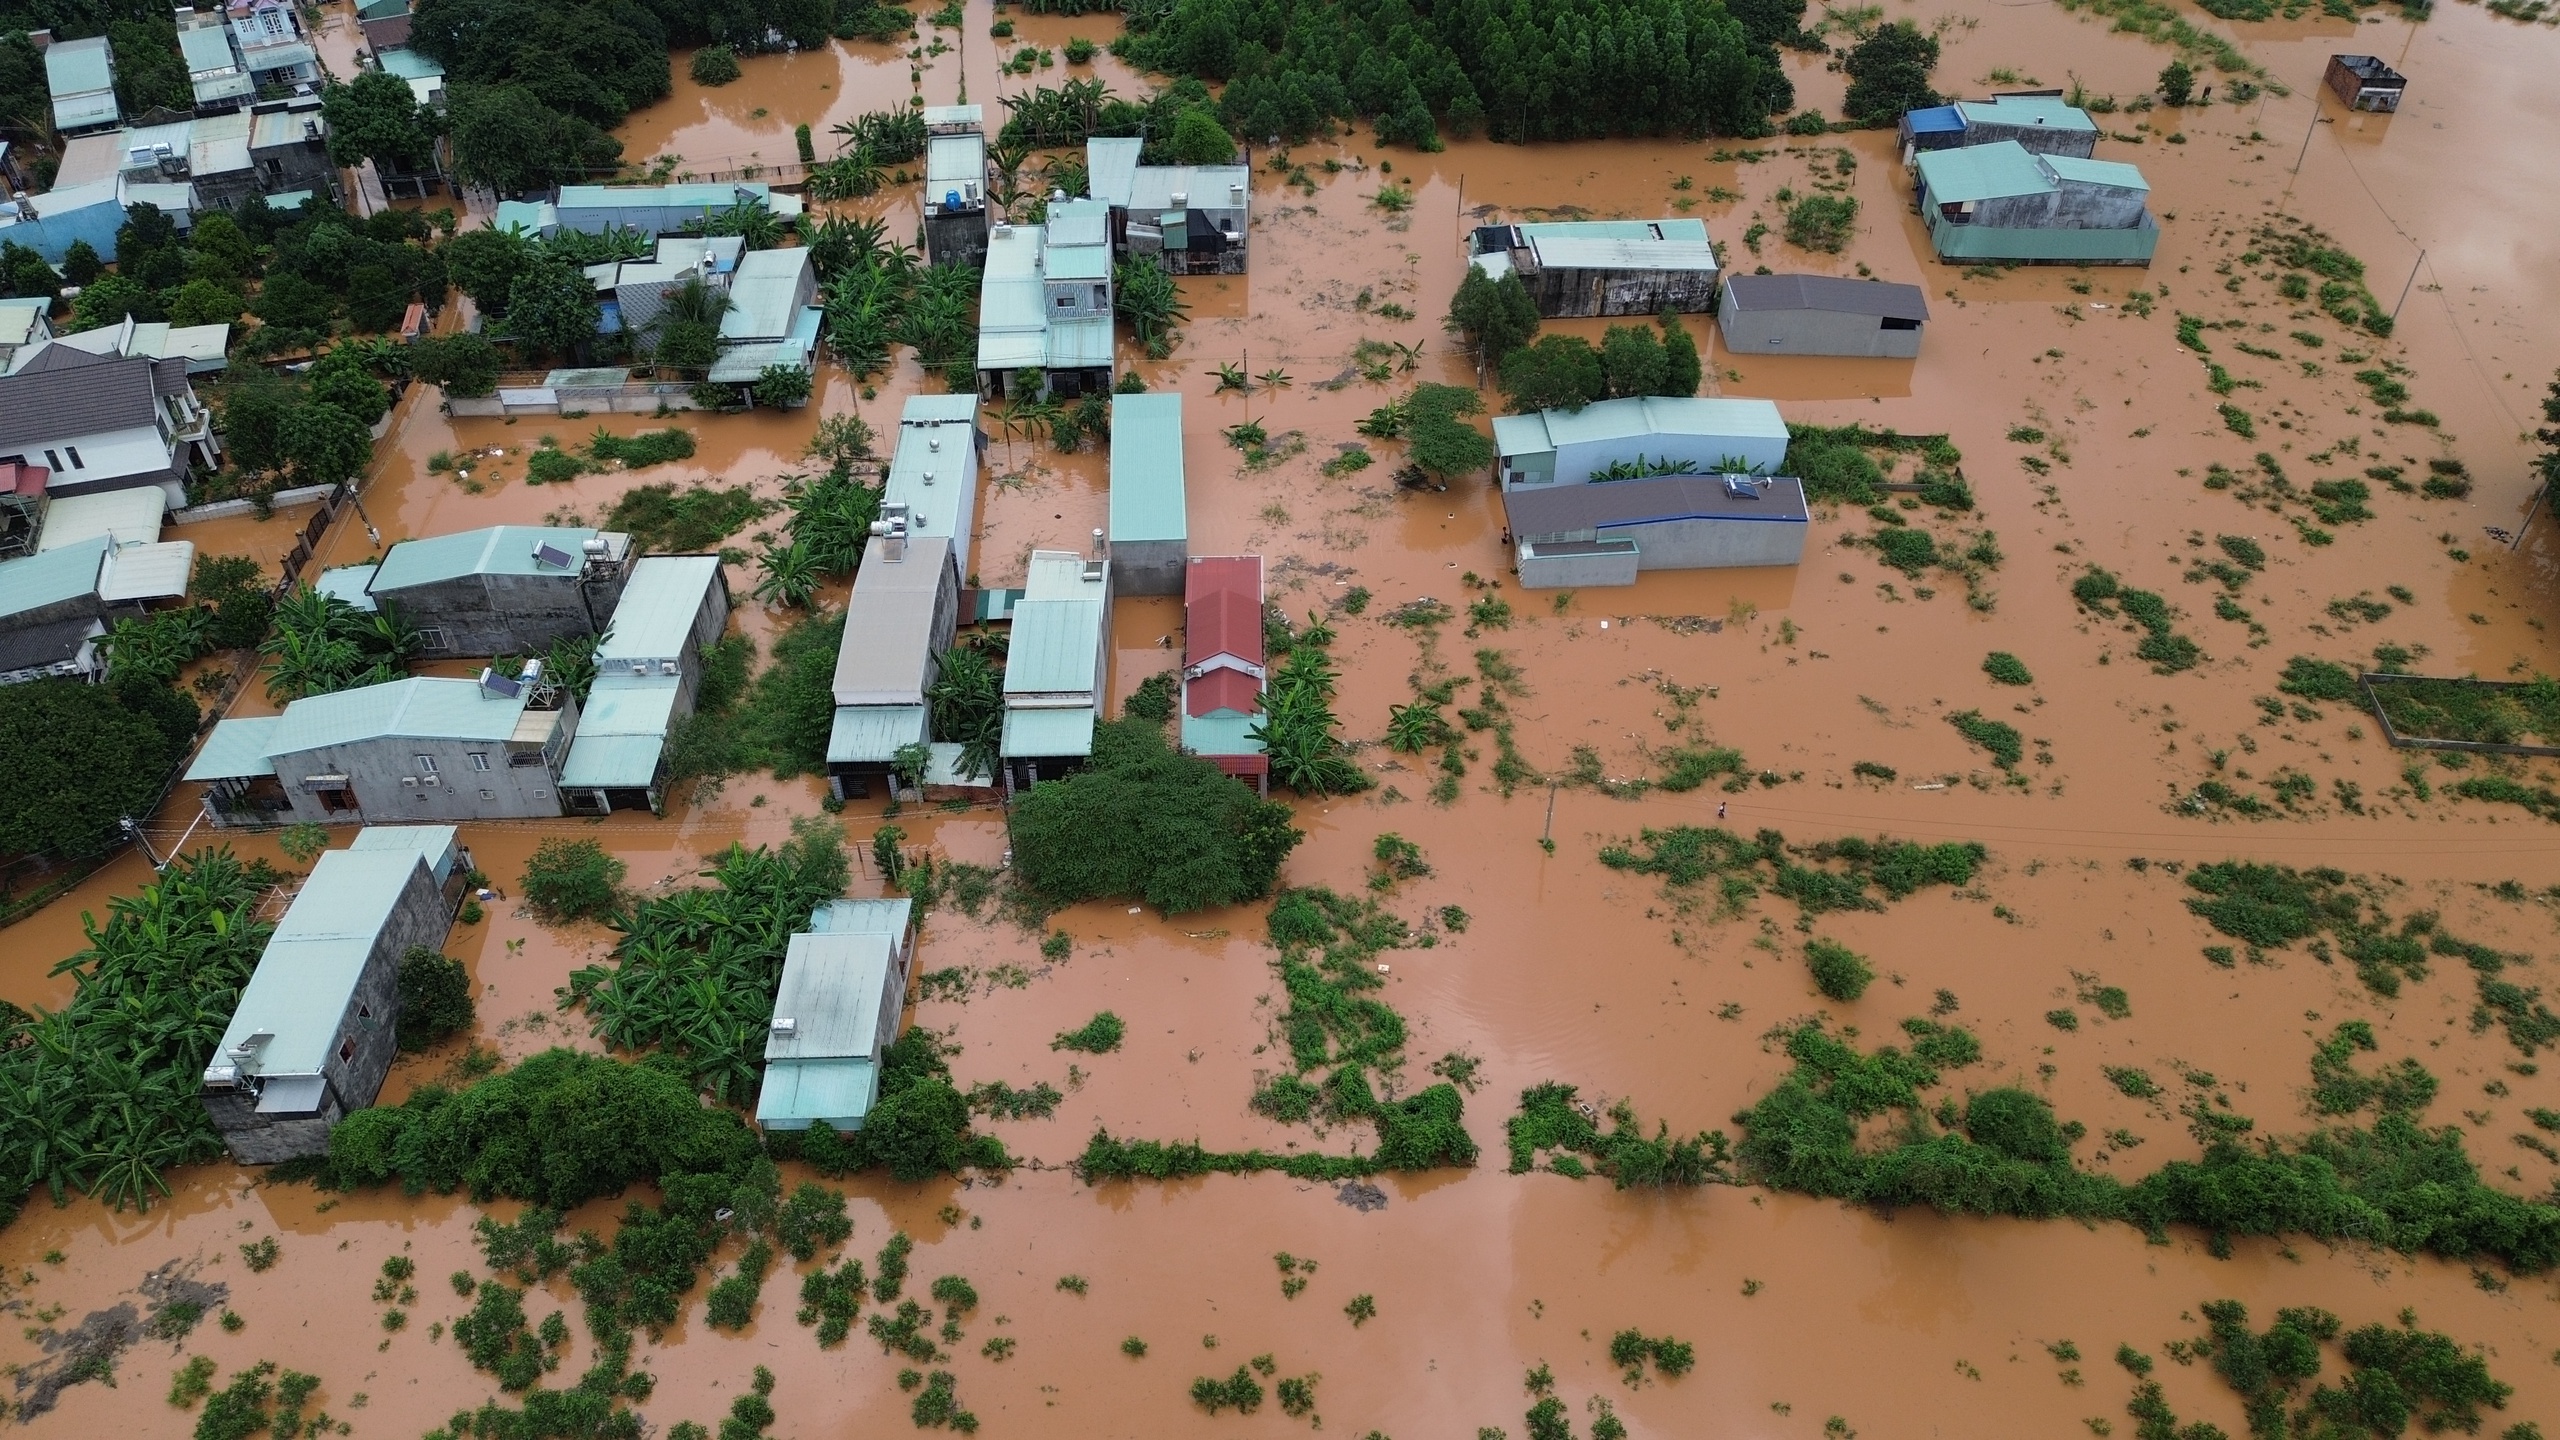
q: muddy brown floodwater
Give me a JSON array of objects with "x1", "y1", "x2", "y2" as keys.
[{"x1": 10, "y1": 0, "x2": 2560, "y2": 1435}]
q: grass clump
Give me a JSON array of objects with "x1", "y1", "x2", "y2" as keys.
[
  {"x1": 1982, "y1": 652, "x2": 2034, "y2": 687},
  {"x1": 1052, "y1": 1012, "x2": 1126, "y2": 1054},
  {"x1": 2071, "y1": 566, "x2": 2202, "y2": 674},
  {"x1": 1805, "y1": 938, "x2": 1874, "y2": 1002},
  {"x1": 2366, "y1": 675, "x2": 2560, "y2": 748},
  {"x1": 1597, "y1": 827, "x2": 1984, "y2": 920},
  {"x1": 601, "y1": 482, "x2": 772, "y2": 555},
  {"x1": 1505, "y1": 1083, "x2": 1729, "y2": 1187},
  {"x1": 1191, "y1": 1366, "x2": 1266, "y2": 1414},
  {"x1": 1608, "y1": 1329, "x2": 1696, "y2": 1383},
  {"x1": 1947, "y1": 711, "x2": 2024, "y2": 769}
]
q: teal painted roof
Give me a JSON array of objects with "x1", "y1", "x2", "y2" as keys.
[
  {"x1": 1108, "y1": 392, "x2": 1186, "y2": 544},
  {"x1": 755, "y1": 1056, "x2": 878, "y2": 1129},
  {"x1": 809, "y1": 897, "x2": 913, "y2": 934},
  {"x1": 1915, "y1": 142, "x2": 2054, "y2": 204},
  {"x1": 557, "y1": 675, "x2": 678, "y2": 788},
  {"x1": 1002, "y1": 705, "x2": 1095, "y2": 758},
  {"x1": 598, "y1": 555, "x2": 721, "y2": 663},
  {"x1": 45, "y1": 37, "x2": 112, "y2": 97},
  {"x1": 1046, "y1": 242, "x2": 1110, "y2": 282},
  {"x1": 1524, "y1": 396, "x2": 1788, "y2": 453},
  {"x1": 1086, "y1": 137, "x2": 1141, "y2": 206},
  {"x1": 559, "y1": 182, "x2": 771, "y2": 211},
  {"x1": 185, "y1": 715, "x2": 283, "y2": 780},
  {"x1": 2045, "y1": 154, "x2": 2149, "y2": 191},
  {"x1": 1181, "y1": 711, "x2": 1263, "y2": 757},
  {"x1": 1490, "y1": 413, "x2": 1552, "y2": 460},
  {"x1": 314, "y1": 564, "x2": 379, "y2": 612},
  {"x1": 264, "y1": 676, "x2": 536, "y2": 756},
  {"x1": 494, "y1": 200, "x2": 555, "y2": 234},
  {"x1": 1957, "y1": 98, "x2": 2097, "y2": 133},
  {"x1": 825, "y1": 703, "x2": 929, "y2": 764},
  {"x1": 372, "y1": 526, "x2": 597, "y2": 591},
  {"x1": 720, "y1": 247, "x2": 812, "y2": 341},
  {"x1": 1046, "y1": 315, "x2": 1114, "y2": 368},
  {"x1": 349, "y1": 823, "x2": 459, "y2": 883},
  {"x1": 766, "y1": 931, "x2": 895, "y2": 1061},
  {"x1": 0, "y1": 536, "x2": 105, "y2": 619},
  {"x1": 209, "y1": 829, "x2": 445, "y2": 1080},
  {"x1": 377, "y1": 47, "x2": 443, "y2": 80}
]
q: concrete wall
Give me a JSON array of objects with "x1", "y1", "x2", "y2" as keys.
[
  {"x1": 1514, "y1": 517, "x2": 1806, "y2": 587},
  {"x1": 1972, "y1": 180, "x2": 2148, "y2": 232},
  {"x1": 1717, "y1": 294, "x2": 1923, "y2": 359},
  {"x1": 1924, "y1": 207, "x2": 2157, "y2": 265},
  {"x1": 267, "y1": 707, "x2": 576, "y2": 825},
  {"x1": 1523, "y1": 263, "x2": 1719, "y2": 319},
  {"x1": 1516, "y1": 539, "x2": 1639, "y2": 588},
  {"x1": 1112, "y1": 538, "x2": 1186, "y2": 598},
  {"x1": 384, "y1": 570, "x2": 615, "y2": 657},
  {"x1": 208, "y1": 857, "x2": 451, "y2": 1162},
  {"x1": 1963, "y1": 122, "x2": 2096, "y2": 159}
]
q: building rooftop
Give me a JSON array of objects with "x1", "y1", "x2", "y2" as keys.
[
  {"x1": 921, "y1": 103, "x2": 982, "y2": 129},
  {"x1": 1108, "y1": 393, "x2": 1186, "y2": 544},
  {"x1": 208, "y1": 827, "x2": 452, "y2": 1082},
  {"x1": 2044, "y1": 154, "x2": 2149, "y2": 192},
  {"x1": 558, "y1": 182, "x2": 772, "y2": 212},
  {"x1": 1000, "y1": 704, "x2": 1095, "y2": 760},
  {"x1": 45, "y1": 37, "x2": 113, "y2": 99},
  {"x1": 1126, "y1": 164, "x2": 1250, "y2": 213},
  {"x1": 370, "y1": 525, "x2": 601, "y2": 591},
  {"x1": 1957, "y1": 97, "x2": 2097, "y2": 133},
  {"x1": 1006, "y1": 551, "x2": 1106, "y2": 699},
  {"x1": 1721, "y1": 273, "x2": 1929, "y2": 323},
  {"x1": 183, "y1": 713, "x2": 281, "y2": 781},
  {"x1": 1504, "y1": 473, "x2": 1812, "y2": 536},
  {"x1": 825, "y1": 702, "x2": 930, "y2": 765},
  {"x1": 1525, "y1": 234, "x2": 1718, "y2": 274},
  {"x1": 36, "y1": 487, "x2": 164, "y2": 552},
  {"x1": 1044, "y1": 240, "x2": 1110, "y2": 282},
  {"x1": 1914, "y1": 140, "x2": 2120, "y2": 203},
  {"x1": 1494, "y1": 396, "x2": 1790, "y2": 459},
  {"x1": 596, "y1": 554, "x2": 719, "y2": 667},
  {"x1": 376, "y1": 46, "x2": 443, "y2": 81},
  {"x1": 2331, "y1": 54, "x2": 2407, "y2": 84},
  {"x1": 557, "y1": 675, "x2": 679, "y2": 789},
  {"x1": 1517, "y1": 217, "x2": 1710, "y2": 246},
  {"x1": 924, "y1": 131, "x2": 986, "y2": 197},
  {"x1": 0, "y1": 296, "x2": 47, "y2": 348},
  {"x1": 1182, "y1": 555, "x2": 1262, "y2": 673},
  {"x1": 882, "y1": 396, "x2": 979, "y2": 571},
  {"x1": 720, "y1": 247, "x2": 812, "y2": 343},
  {"x1": 0, "y1": 345, "x2": 175, "y2": 452},
  {"x1": 188, "y1": 676, "x2": 539, "y2": 776},
  {"x1": 314, "y1": 564, "x2": 379, "y2": 612},
  {"x1": 97, "y1": 540, "x2": 195, "y2": 604},
  {"x1": 1902, "y1": 104, "x2": 1963, "y2": 134},
  {"x1": 765, "y1": 930, "x2": 896, "y2": 1062},
  {"x1": 831, "y1": 533, "x2": 952, "y2": 706},
  {"x1": 1085, "y1": 137, "x2": 1142, "y2": 207},
  {"x1": 0, "y1": 535, "x2": 107, "y2": 620},
  {"x1": 1044, "y1": 197, "x2": 1111, "y2": 250},
  {"x1": 1045, "y1": 314, "x2": 1114, "y2": 369}
]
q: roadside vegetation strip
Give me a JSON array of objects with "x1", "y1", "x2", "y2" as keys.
[
  {"x1": 1597, "y1": 826, "x2": 1985, "y2": 919},
  {"x1": 2361, "y1": 673, "x2": 2560, "y2": 753}
]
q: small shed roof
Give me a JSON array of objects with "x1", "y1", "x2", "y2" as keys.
[
  {"x1": 0, "y1": 535, "x2": 106, "y2": 619},
  {"x1": 830, "y1": 533, "x2": 952, "y2": 706},
  {"x1": 1001, "y1": 704, "x2": 1095, "y2": 759},
  {"x1": 706, "y1": 337, "x2": 812, "y2": 383},
  {"x1": 557, "y1": 675, "x2": 679, "y2": 788},
  {"x1": 1181, "y1": 711, "x2": 1263, "y2": 757},
  {"x1": 210, "y1": 830, "x2": 445, "y2": 1080},
  {"x1": 1085, "y1": 137, "x2": 1142, "y2": 207},
  {"x1": 184, "y1": 714, "x2": 282, "y2": 780},
  {"x1": 825, "y1": 703, "x2": 929, "y2": 764},
  {"x1": 1504, "y1": 473, "x2": 1812, "y2": 536},
  {"x1": 1902, "y1": 104, "x2": 1963, "y2": 134},
  {"x1": 37, "y1": 487, "x2": 165, "y2": 551},
  {"x1": 598, "y1": 554, "x2": 720, "y2": 665},
  {"x1": 1957, "y1": 97, "x2": 2096, "y2": 133},
  {"x1": 1914, "y1": 141, "x2": 2053, "y2": 203},
  {"x1": 1108, "y1": 393, "x2": 1186, "y2": 544},
  {"x1": 2045, "y1": 154, "x2": 2149, "y2": 192},
  {"x1": 371, "y1": 525, "x2": 598, "y2": 591},
  {"x1": 720, "y1": 247, "x2": 813, "y2": 342},
  {"x1": 1721, "y1": 273, "x2": 1929, "y2": 323},
  {"x1": 96, "y1": 540, "x2": 195, "y2": 603},
  {"x1": 1045, "y1": 315, "x2": 1114, "y2": 368},
  {"x1": 315, "y1": 564, "x2": 380, "y2": 612}
]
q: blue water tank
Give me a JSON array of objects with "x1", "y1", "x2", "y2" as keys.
[{"x1": 944, "y1": 189, "x2": 962, "y2": 211}]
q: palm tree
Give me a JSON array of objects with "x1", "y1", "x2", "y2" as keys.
[
  {"x1": 1113, "y1": 260, "x2": 1187, "y2": 350},
  {"x1": 753, "y1": 542, "x2": 821, "y2": 608},
  {"x1": 1384, "y1": 701, "x2": 1452, "y2": 753}
]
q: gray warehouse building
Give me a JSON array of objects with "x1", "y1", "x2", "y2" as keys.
[
  {"x1": 1717, "y1": 274, "x2": 1929, "y2": 359},
  {"x1": 201, "y1": 825, "x2": 468, "y2": 1162},
  {"x1": 1505, "y1": 473, "x2": 1809, "y2": 588}
]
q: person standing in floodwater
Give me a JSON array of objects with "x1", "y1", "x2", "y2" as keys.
[{"x1": 1718, "y1": 802, "x2": 1727, "y2": 820}]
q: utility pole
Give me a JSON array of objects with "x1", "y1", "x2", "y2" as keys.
[
  {"x1": 120, "y1": 815, "x2": 165, "y2": 872},
  {"x1": 2389, "y1": 248, "x2": 2426, "y2": 324}
]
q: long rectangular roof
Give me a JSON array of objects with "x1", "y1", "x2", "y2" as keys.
[
  {"x1": 45, "y1": 37, "x2": 113, "y2": 97},
  {"x1": 1504, "y1": 473, "x2": 1812, "y2": 536},
  {"x1": 883, "y1": 396, "x2": 978, "y2": 571},
  {"x1": 2045, "y1": 154, "x2": 2150, "y2": 192},
  {"x1": 371, "y1": 525, "x2": 597, "y2": 591},
  {"x1": 830, "y1": 533, "x2": 951, "y2": 706},
  {"x1": 1006, "y1": 598, "x2": 1105, "y2": 695},
  {"x1": 37, "y1": 487, "x2": 165, "y2": 551},
  {"x1": 1000, "y1": 704, "x2": 1094, "y2": 758},
  {"x1": 1086, "y1": 137, "x2": 1142, "y2": 207},
  {"x1": 1500, "y1": 396, "x2": 1789, "y2": 458},
  {"x1": 826, "y1": 702, "x2": 929, "y2": 764},
  {"x1": 1127, "y1": 164, "x2": 1249, "y2": 212},
  {"x1": 0, "y1": 536, "x2": 106, "y2": 620},
  {"x1": 1516, "y1": 218, "x2": 1709, "y2": 245},
  {"x1": 598, "y1": 554, "x2": 720, "y2": 665},
  {"x1": 765, "y1": 931, "x2": 896, "y2": 1061},
  {"x1": 1109, "y1": 393, "x2": 1186, "y2": 544},
  {"x1": 210, "y1": 828, "x2": 446, "y2": 1080},
  {"x1": 1182, "y1": 555, "x2": 1261, "y2": 670},
  {"x1": 1526, "y1": 235, "x2": 1717, "y2": 274},
  {"x1": 1913, "y1": 141, "x2": 2055, "y2": 203},
  {"x1": 1722, "y1": 273, "x2": 1929, "y2": 322},
  {"x1": 256, "y1": 675, "x2": 536, "y2": 756},
  {"x1": 719, "y1": 247, "x2": 812, "y2": 342},
  {"x1": 1957, "y1": 97, "x2": 2097, "y2": 133}
]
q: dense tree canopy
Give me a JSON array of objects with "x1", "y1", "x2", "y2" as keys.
[
  {"x1": 322, "y1": 71, "x2": 445, "y2": 172},
  {"x1": 447, "y1": 83, "x2": 625, "y2": 194},
  {"x1": 1131, "y1": 0, "x2": 1794, "y2": 148},
  {"x1": 0, "y1": 678, "x2": 195, "y2": 860},
  {"x1": 1009, "y1": 721, "x2": 1303, "y2": 914},
  {"x1": 1841, "y1": 20, "x2": 1942, "y2": 128},
  {"x1": 411, "y1": 0, "x2": 670, "y2": 127},
  {"x1": 1447, "y1": 263, "x2": 1540, "y2": 365}
]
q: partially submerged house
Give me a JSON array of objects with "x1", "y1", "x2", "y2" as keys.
[
  {"x1": 0, "y1": 176, "x2": 146, "y2": 265},
  {"x1": 201, "y1": 825, "x2": 468, "y2": 1163},
  {"x1": 1490, "y1": 396, "x2": 1790, "y2": 492},
  {"x1": 1897, "y1": 97, "x2": 2097, "y2": 162},
  {"x1": 343, "y1": 525, "x2": 634, "y2": 657},
  {"x1": 185, "y1": 666, "x2": 581, "y2": 827},
  {"x1": 44, "y1": 36, "x2": 119, "y2": 136},
  {"x1": 1181, "y1": 555, "x2": 1266, "y2": 791},
  {"x1": 974, "y1": 199, "x2": 1115, "y2": 398},
  {"x1": 355, "y1": 0, "x2": 415, "y2": 51},
  {"x1": 755, "y1": 899, "x2": 916, "y2": 1133},
  {"x1": 1084, "y1": 137, "x2": 1249, "y2": 275},
  {"x1": 883, "y1": 393, "x2": 983, "y2": 576},
  {"x1": 587, "y1": 234, "x2": 744, "y2": 336},
  {"x1": 1717, "y1": 274, "x2": 1929, "y2": 359},
  {"x1": 1108, "y1": 392, "x2": 1186, "y2": 596},
  {"x1": 1001, "y1": 544, "x2": 1109, "y2": 790},
  {"x1": 707, "y1": 246, "x2": 821, "y2": 397},
  {"x1": 0, "y1": 533, "x2": 192, "y2": 684},
  {"x1": 2325, "y1": 55, "x2": 2406, "y2": 113},
  {"x1": 825, "y1": 529, "x2": 960, "y2": 800},
  {"x1": 0, "y1": 342, "x2": 222, "y2": 504},
  {"x1": 921, "y1": 105, "x2": 989, "y2": 269},
  {"x1": 560, "y1": 554, "x2": 731, "y2": 814},
  {"x1": 178, "y1": 10, "x2": 255, "y2": 112},
  {"x1": 1505, "y1": 473, "x2": 1809, "y2": 589},
  {"x1": 497, "y1": 183, "x2": 802, "y2": 239},
  {"x1": 227, "y1": 0, "x2": 321, "y2": 90},
  {"x1": 1466, "y1": 219, "x2": 1719, "y2": 318},
  {"x1": 1912, "y1": 141, "x2": 2156, "y2": 266}
]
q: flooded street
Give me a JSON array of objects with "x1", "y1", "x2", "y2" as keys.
[{"x1": 9, "y1": 0, "x2": 2560, "y2": 1435}]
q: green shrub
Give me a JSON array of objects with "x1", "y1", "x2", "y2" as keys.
[
  {"x1": 395, "y1": 947, "x2": 474, "y2": 1051},
  {"x1": 1052, "y1": 1012, "x2": 1126, "y2": 1054},
  {"x1": 521, "y1": 838, "x2": 626, "y2": 922},
  {"x1": 1009, "y1": 721, "x2": 1303, "y2": 913},
  {"x1": 1947, "y1": 711, "x2": 2023, "y2": 769},
  {"x1": 1982, "y1": 652, "x2": 2033, "y2": 687},
  {"x1": 690, "y1": 44, "x2": 742, "y2": 85},
  {"x1": 1805, "y1": 939, "x2": 1874, "y2": 1002}
]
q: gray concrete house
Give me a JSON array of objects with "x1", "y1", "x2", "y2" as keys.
[
  {"x1": 883, "y1": 394, "x2": 983, "y2": 578},
  {"x1": 1086, "y1": 138, "x2": 1249, "y2": 275},
  {"x1": 922, "y1": 105, "x2": 989, "y2": 269},
  {"x1": 340, "y1": 525, "x2": 633, "y2": 657},
  {"x1": 185, "y1": 667, "x2": 580, "y2": 827},
  {"x1": 201, "y1": 825, "x2": 469, "y2": 1162},
  {"x1": 1467, "y1": 219, "x2": 1719, "y2": 318},
  {"x1": 1107, "y1": 392, "x2": 1186, "y2": 596},
  {"x1": 1912, "y1": 141, "x2": 2156, "y2": 266},
  {"x1": 826, "y1": 527, "x2": 960, "y2": 800},
  {"x1": 1001, "y1": 546, "x2": 1109, "y2": 790},
  {"x1": 559, "y1": 553, "x2": 732, "y2": 814},
  {"x1": 1717, "y1": 274, "x2": 1929, "y2": 359},
  {"x1": 756, "y1": 899, "x2": 916, "y2": 1132},
  {"x1": 2325, "y1": 55, "x2": 2406, "y2": 113},
  {"x1": 1505, "y1": 473, "x2": 1809, "y2": 588},
  {"x1": 1491, "y1": 396, "x2": 1790, "y2": 491}
]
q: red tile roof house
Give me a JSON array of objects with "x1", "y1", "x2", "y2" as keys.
[{"x1": 1180, "y1": 555, "x2": 1267, "y2": 791}]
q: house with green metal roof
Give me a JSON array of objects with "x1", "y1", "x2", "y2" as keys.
[
  {"x1": 1492, "y1": 396, "x2": 1790, "y2": 490},
  {"x1": 186, "y1": 668, "x2": 580, "y2": 827},
  {"x1": 883, "y1": 393, "x2": 983, "y2": 575},
  {"x1": 973, "y1": 200, "x2": 1116, "y2": 399},
  {"x1": 363, "y1": 525, "x2": 631, "y2": 657},
  {"x1": 559, "y1": 554, "x2": 731, "y2": 814},
  {"x1": 756, "y1": 899, "x2": 916, "y2": 1133},
  {"x1": 1108, "y1": 392, "x2": 1186, "y2": 595},
  {"x1": 201, "y1": 825, "x2": 467, "y2": 1162},
  {"x1": 1913, "y1": 140, "x2": 2156, "y2": 265},
  {"x1": 1001, "y1": 546, "x2": 1109, "y2": 790}
]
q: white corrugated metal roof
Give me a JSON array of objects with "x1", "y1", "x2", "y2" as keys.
[
  {"x1": 96, "y1": 540, "x2": 194, "y2": 603},
  {"x1": 1525, "y1": 236, "x2": 1718, "y2": 273},
  {"x1": 37, "y1": 488, "x2": 165, "y2": 551}
]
